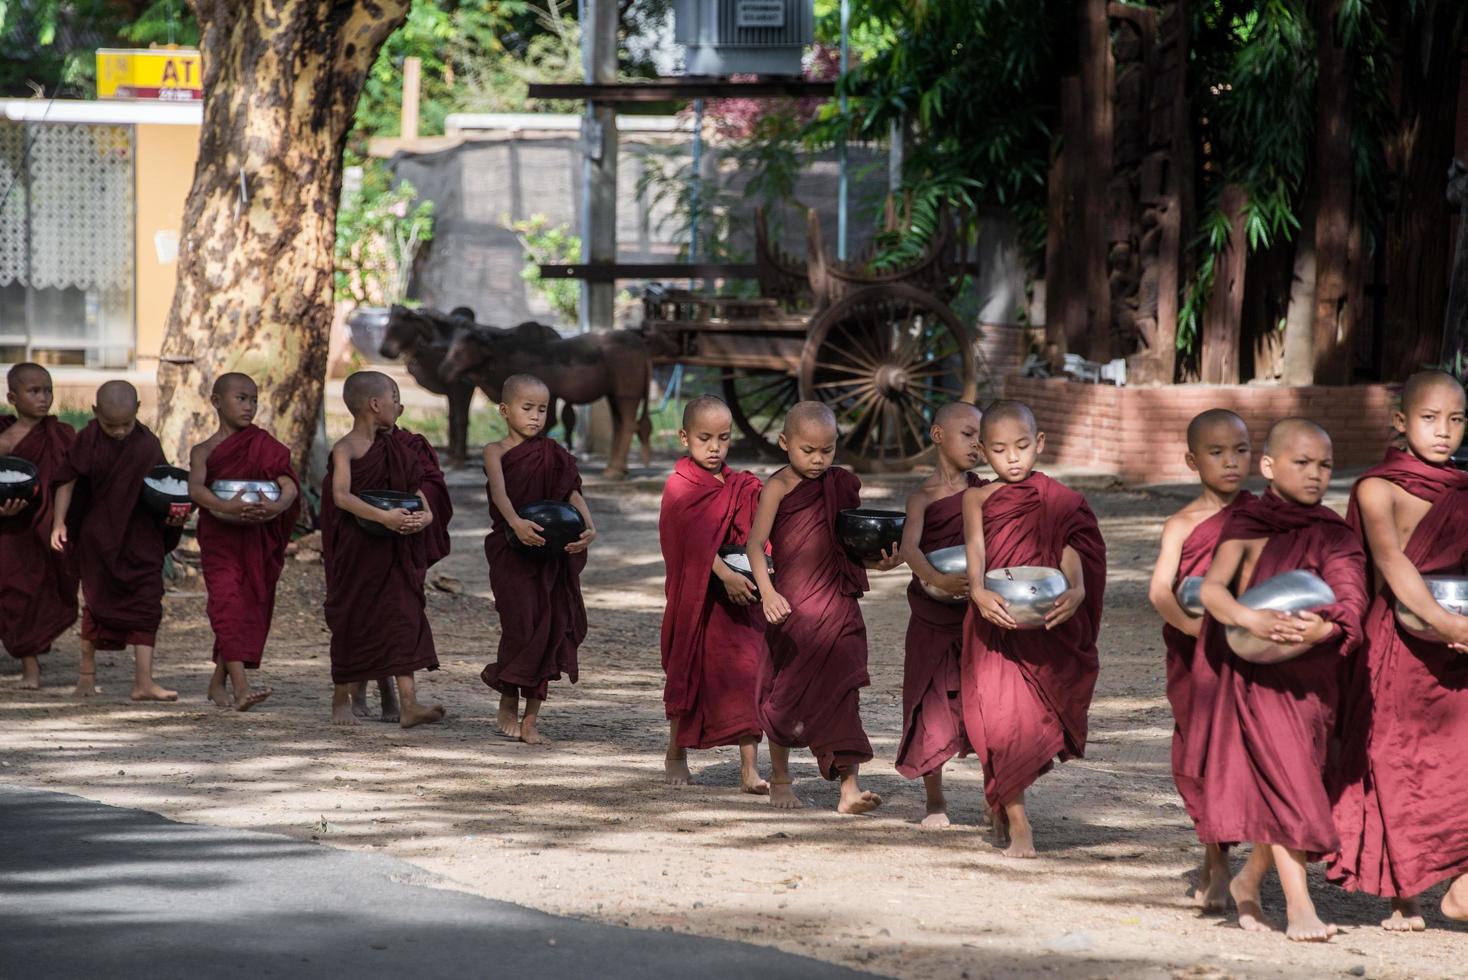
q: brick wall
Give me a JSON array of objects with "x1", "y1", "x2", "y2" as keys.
[{"x1": 998, "y1": 377, "x2": 1398, "y2": 484}]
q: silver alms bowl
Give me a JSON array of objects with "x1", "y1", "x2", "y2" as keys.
[
  {"x1": 1175, "y1": 576, "x2": 1205, "y2": 617},
  {"x1": 1395, "y1": 576, "x2": 1468, "y2": 643},
  {"x1": 208, "y1": 479, "x2": 282, "y2": 525},
  {"x1": 1225, "y1": 570, "x2": 1336, "y2": 657},
  {"x1": 985, "y1": 565, "x2": 1068, "y2": 629},
  {"x1": 920, "y1": 545, "x2": 968, "y2": 603}
]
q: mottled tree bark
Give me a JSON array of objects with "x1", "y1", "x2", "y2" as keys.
[
  {"x1": 1310, "y1": 0, "x2": 1357, "y2": 385},
  {"x1": 1080, "y1": 0, "x2": 1114, "y2": 362},
  {"x1": 155, "y1": 1, "x2": 411, "y2": 472},
  {"x1": 1200, "y1": 184, "x2": 1248, "y2": 385}
]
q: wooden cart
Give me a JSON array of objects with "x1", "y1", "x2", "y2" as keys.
[{"x1": 640, "y1": 209, "x2": 992, "y2": 472}]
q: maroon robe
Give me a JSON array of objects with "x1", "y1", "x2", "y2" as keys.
[
  {"x1": 895, "y1": 472, "x2": 986, "y2": 779},
  {"x1": 960, "y1": 473, "x2": 1107, "y2": 812},
  {"x1": 1163, "y1": 492, "x2": 1253, "y2": 825},
  {"x1": 1329, "y1": 450, "x2": 1468, "y2": 896},
  {"x1": 659, "y1": 456, "x2": 766, "y2": 749},
  {"x1": 321, "y1": 428, "x2": 450, "y2": 684},
  {"x1": 756, "y1": 466, "x2": 873, "y2": 779},
  {"x1": 0, "y1": 415, "x2": 78, "y2": 659},
  {"x1": 53, "y1": 421, "x2": 178, "y2": 650},
  {"x1": 1193, "y1": 490, "x2": 1367, "y2": 859},
  {"x1": 196, "y1": 426, "x2": 300, "y2": 667},
  {"x1": 483, "y1": 437, "x2": 586, "y2": 701}
]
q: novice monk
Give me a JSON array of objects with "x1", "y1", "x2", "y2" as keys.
[
  {"x1": 745, "y1": 401, "x2": 898, "y2": 813},
  {"x1": 1197, "y1": 418, "x2": 1367, "y2": 942},
  {"x1": 49, "y1": 380, "x2": 187, "y2": 701},
  {"x1": 1329, "y1": 371, "x2": 1468, "y2": 931},
  {"x1": 659, "y1": 394, "x2": 768, "y2": 792},
  {"x1": 322, "y1": 371, "x2": 451, "y2": 729},
  {"x1": 896, "y1": 401, "x2": 985, "y2": 827},
  {"x1": 187, "y1": 373, "x2": 300, "y2": 711},
  {"x1": 0, "y1": 364, "x2": 78, "y2": 689},
  {"x1": 482, "y1": 373, "x2": 595, "y2": 745},
  {"x1": 1147, "y1": 409, "x2": 1253, "y2": 909},
  {"x1": 963, "y1": 400, "x2": 1107, "y2": 857}
]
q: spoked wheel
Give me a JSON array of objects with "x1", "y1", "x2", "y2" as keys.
[
  {"x1": 798, "y1": 284, "x2": 978, "y2": 472},
  {"x1": 722, "y1": 368, "x2": 801, "y2": 459}
]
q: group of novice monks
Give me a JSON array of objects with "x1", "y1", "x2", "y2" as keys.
[{"x1": 3, "y1": 360, "x2": 1467, "y2": 945}]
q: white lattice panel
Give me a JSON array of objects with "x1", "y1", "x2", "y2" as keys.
[{"x1": 26, "y1": 124, "x2": 134, "y2": 292}]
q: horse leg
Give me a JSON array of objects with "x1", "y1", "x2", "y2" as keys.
[
  {"x1": 603, "y1": 397, "x2": 636, "y2": 479},
  {"x1": 447, "y1": 384, "x2": 471, "y2": 468},
  {"x1": 560, "y1": 400, "x2": 577, "y2": 451}
]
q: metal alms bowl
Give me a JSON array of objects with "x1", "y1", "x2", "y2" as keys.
[
  {"x1": 715, "y1": 545, "x2": 773, "y2": 596},
  {"x1": 921, "y1": 545, "x2": 969, "y2": 603},
  {"x1": 1395, "y1": 576, "x2": 1468, "y2": 643},
  {"x1": 985, "y1": 565, "x2": 1068, "y2": 628},
  {"x1": 208, "y1": 479, "x2": 282, "y2": 525},
  {"x1": 1175, "y1": 576, "x2": 1205, "y2": 617},
  {"x1": 1225, "y1": 570, "x2": 1337, "y2": 657}
]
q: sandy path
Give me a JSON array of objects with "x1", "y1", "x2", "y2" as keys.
[{"x1": 2, "y1": 463, "x2": 1465, "y2": 979}]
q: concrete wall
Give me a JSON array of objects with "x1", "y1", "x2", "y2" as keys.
[{"x1": 132, "y1": 122, "x2": 196, "y2": 369}]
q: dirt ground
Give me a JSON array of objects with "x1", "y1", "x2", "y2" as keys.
[{"x1": 3, "y1": 458, "x2": 1466, "y2": 980}]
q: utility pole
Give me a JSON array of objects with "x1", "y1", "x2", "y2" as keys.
[{"x1": 580, "y1": 0, "x2": 619, "y2": 332}]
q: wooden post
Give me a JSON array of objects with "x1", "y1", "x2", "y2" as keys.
[
  {"x1": 401, "y1": 56, "x2": 421, "y2": 142},
  {"x1": 1081, "y1": 0, "x2": 1114, "y2": 362},
  {"x1": 1200, "y1": 184, "x2": 1248, "y2": 384},
  {"x1": 580, "y1": 0, "x2": 618, "y2": 332}
]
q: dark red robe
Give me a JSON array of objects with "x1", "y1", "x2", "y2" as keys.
[
  {"x1": 1193, "y1": 490, "x2": 1367, "y2": 859},
  {"x1": 960, "y1": 473, "x2": 1107, "y2": 812},
  {"x1": 196, "y1": 425, "x2": 300, "y2": 668},
  {"x1": 659, "y1": 457, "x2": 765, "y2": 750},
  {"x1": 756, "y1": 466, "x2": 873, "y2": 779},
  {"x1": 895, "y1": 472, "x2": 986, "y2": 779},
  {"x1": 53, "y1": 421, "x2": 178, "y2": 650},
  {"x1": 482, "y1": 436, "x2": 586, "y2": 701},
  {"x1": 1329, "y1": 450, "x2": 1468, "y2": 896},
  {"x1": 0, "y1": 415, "x2": 78, "y2": 659},
  {"x1": 1163, "y1": 492, "x2": 1253, "y2": 825},
  {"x1": 321, "y1": 428, "x2": 451, "y2": 684}
]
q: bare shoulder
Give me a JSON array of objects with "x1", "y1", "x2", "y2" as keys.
[
  {"x1": 483, "y1": 441, "x2": 508, "y2": 463},
  {"x1": 331, "y1": 433, "x2": 369, "y2": 462},
  {"x1": 1354, "y1": 475, "x2": 1398, "y2": 513},
  {"x1": 905, "y1": 482, "x2": 935, "y2": 512},
  {"x1": 762, "y1": 466, "x2": 798, "y2": 498},
  {"x1": 970, "y1": 481, "x2": 1002, "y2": 505},
  {"x1": 1162, "y1": 499, "x2": 1214, "y2": 541}
]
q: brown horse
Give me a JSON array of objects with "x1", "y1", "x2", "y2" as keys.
[{"x1": 440, "y1": 324, "x2": 652, "y2": 478}]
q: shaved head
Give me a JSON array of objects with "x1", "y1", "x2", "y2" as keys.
[
  {"x1": 1186, "y1": 409, "x2": 1248, "y2": 452},
  {"x1": 933, "y1": 401, "x2": 982, "y2": 429},
  {"x1": 1401, "y1": 370, "x2": 1466, "y2": 413},
  {"x1": 1262, "y1": 417, "x2": 1331, "y2": 457},
  {"x1": 343, "y1": 370, "x2": 395, "y2": 414},
  {"x1": 501, "y1": 373, "x2": 549, "y2": 403},
  {"x1": 95, "y1": 379, "x2": 139, "y2": 416},
  {"x1": 7, "y1": 362, "x2": 49, "y2": 391},
  {"x1": 979, "y1": 399, "x2": 1037, "y2": 441},
  {"x1": 783, "y1": 400, "x2": 837, "y2": 439},
  {"x1": 212, "y1": 371, "x2": 256, "y2": 397},
  {"x1": 681, "y1": 393, "x2": 731, "y2": 432}
]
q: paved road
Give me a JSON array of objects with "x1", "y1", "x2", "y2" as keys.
[{"x1": 1, "y1": 784, "x2": 865, "y2": 980}]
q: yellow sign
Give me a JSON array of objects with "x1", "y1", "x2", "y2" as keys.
[{"x1": 96, "y1": 48, "x2": 203, "y2": 102}]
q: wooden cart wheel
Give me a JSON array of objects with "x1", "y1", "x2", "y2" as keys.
[
  {"x1": 798, "y1": 284, "x2": 978, "y2": 472},
  {"x1": 722, "y1": 368, "x2": 801, "y2": 459}
]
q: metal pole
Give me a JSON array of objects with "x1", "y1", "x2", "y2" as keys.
[
  {"x1": 690, "y1": 97, "x2": 703, "y2": 269},
  {"x1": 837, "y1": 0, "x2": 850, "y2": 261}
]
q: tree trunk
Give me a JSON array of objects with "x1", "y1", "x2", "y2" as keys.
[
  {"x1": 1310, "y1": 0, "x2": 1357, "y2": 385},
  {"x1": 1200, "y1": 184, "x2": 1248, "y2": 384},
  {"x1": 155, "y1": 1, "x2": 412, "y2": 473},
  {"x1": 1047, "y1": 76, "x2": 1088, "y2": 355},
  {"x1": 1381, "y1": 0, "x2": 1467, "y2": 379},
  {"x1": 1281, "y1": 188, "x2": 1318, "y2": 384},
  {"x1": 1081, "y1": 0, "x2": 1115, "y2": 362}
]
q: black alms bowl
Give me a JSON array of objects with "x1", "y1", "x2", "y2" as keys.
[
  {"x1": 140, "y1": 464, "x2": 195, "y2": 520},
  {"x1": 355, "y1": 489, "x2": 423, "y2": 537},
  {"x1": 715, "y1": 544, "x2": 774, "y2": 595},
  {"x1": 0, "y1": 455, "x2": 39, "y2": 507},
  {"x1": 836, "y1": 508, "x2": 906, "y2": 564},
  {"x1": 511, "y1": 499, "x2": 586, "y2": 556}
]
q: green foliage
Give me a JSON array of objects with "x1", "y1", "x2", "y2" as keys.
[
  {"x1": 506, "y1": 214, "x2": 581, "y2": 322},
  {"x1": 334, "y1": 160, "x2": 436, "y2": 306},
  {"x1": 0, "y1": 1, "x2": 197, "y2": 97}
]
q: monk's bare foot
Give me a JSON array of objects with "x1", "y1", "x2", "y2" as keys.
[
  {"x1": 769, "y1": 780, "x2": 804, "y2": 809},
  {"x1": 1285, "y1": 909, "x2": 1338, "y2": 943},
  {"x1": 664, "y1": 756, "x2": 693, "y2": 786},
  {"x1": 1229, "y1": 873, "x2": 1272, "y2": 933},
  {"x1": 208, "y1": 687, "x2": 230, "y2": 708},
  {"x1": 1002, "y1": 824, "x2": 1037, "y2": 858},
  {"x1": 837, "y1": 788, "x2": 882, "y2": 815},
  {"x1": 740, "y1": 771, "x2": 770, "y2": 796},
  {"x1": 234, "y1": 687, "x2": 272, "y2": 712},
  {"x1": 378, "y1": 682, "x2": 400, "y2": 723},
  {"x1": 1442, "y1": 876, "x2": 1468, "y2": 921},
  {"x1": 331, "y1": 688, "x2": 359, "y2": 726},
  {"x1": 130, "y1": 682, "x2": 178, "y2": 702},
  {"x1": 73, "y1": 672, "x2": 101, "y2": 698},
  {"x1": 495, "y1": 696, "x2": 520, "y2": 738},
  {"x1": 399, "y1": 703, "x2": 446, "y2": 729},
  {"x1": 19, "y1": 658, "x2": 40, "y2": 689},
  {"x1": 1194, "y1": 846, "x2": 1231, "y2": 913},
  {"x1": 350, "y1": 693, "x2": 371, "y2": 719},
  {"x1": 920, "y1": 804, "x2": 951, "y2": 829}
]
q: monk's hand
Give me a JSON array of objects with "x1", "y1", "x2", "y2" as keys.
[
  {"x1": 871, "y1": 545, "x2": 905, "y2": 572},
  {"x1": 50, "y1": 525, "x2": 67, "y2": 553},
  {"x1": 1241, "y1": 609, "x2": 1303, "y2": 644},
  {"x1": 0, "y1": 497, "x2": 29, "y2": 518},
  {"x1": 1044, "y1": 587, "x2": 1085, "y2": 629},
  {"x1": 1180, "y1": 614, "x2": 1204, "y2": 639},
  {"x1": 380, "y1": 508, "x2": 416, "y2": 534},
  {"x1": 931, "y1": 572, "x2": 968, "y2": 600},
  {"x1": 1291, "y1": 610, "x2": 1337, "y2": 647},
  {"x1": 762, "y1": 590, "x2": 792, "y2": 626},
  {"x1": 510, "y1": 516, "x2": 546, "y2": 547},
  {"x1": 720, "y1": 569, "x2": 757, "y2": 606},
  {"x1": 972, "y1": 588, "x2": 1018, "y2": 630},
  {"x1": 565, "y1": 527, "x2": 596, "y2": 554}
]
